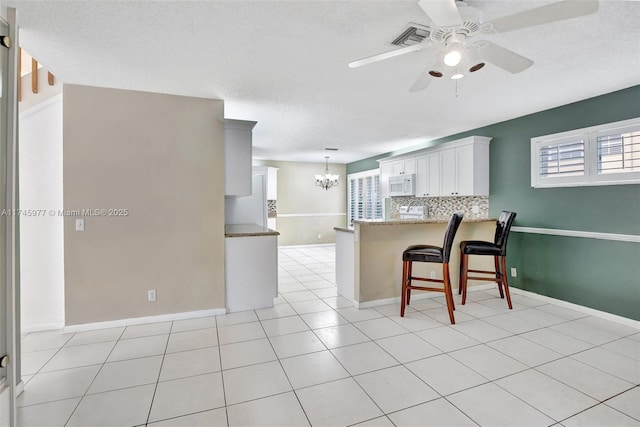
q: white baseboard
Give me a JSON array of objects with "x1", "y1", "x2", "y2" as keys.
[
  {"x1": 510, "y1": 288, "x2": 640, "y2": 329},
  {"x1": 15, "y1": 381, "x2": 23, "y2": 397},
  {"x1": 63, "y1": 308, "x2": 227, "y2": 333},
  {"x1": 21, "y1": 322, "x2": 66, "y2": 334},
  {"x1": 356, "y1": 284, "x2": 640, "y2": 329}
]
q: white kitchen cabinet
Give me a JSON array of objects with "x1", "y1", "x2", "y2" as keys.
[
  {"x1": 440, "y1": 141, "x2": 489, "y2": 196},
  {"x1": 224, "y1": 119, "x2": 257, "y2": 197},
  {"x1": 253, "y1": 166, "x2": 278, "y2": 200},
  {"x1": 390, "y1": 157, "x2": 416, "y2": 175},
  {"x1": 416, "y1": 152, "x2": 441, "y2": 197},
  {"x1": 225, "y1": 225, "x2": 279, "y2": 312},
  {"x1": 380, "y1": 157, "x2": 416, "y2": 198},
  {"x1": 379, "y1": 162, "x2": 394, "y2": 199},
  {"x1": 267, "y1": 167, "x2": 278, "y2": 200},
  {"x1": 379, "y1": 135, "x2": 490, "y2": 198}
]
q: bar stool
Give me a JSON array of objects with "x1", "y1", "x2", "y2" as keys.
[
  {"x1": 458, "y1": 211, "x2": 517, "y2": 308},
  {"x1": 401, "y1": 213, "x2": 464, "y2": 324}
]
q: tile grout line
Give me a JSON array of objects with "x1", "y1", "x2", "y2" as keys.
[{"x1": 63, "y1": 327, "x2": 127, "y2": 427}]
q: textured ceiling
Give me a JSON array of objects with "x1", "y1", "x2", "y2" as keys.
[{"x1": 9, "y1": 0, "x2": 640, "y2": 163}]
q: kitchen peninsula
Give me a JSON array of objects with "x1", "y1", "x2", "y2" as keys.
[
  {"x1": 225, "y1": 224, "x2": 279, "y2": 312},
  {"x1": 335, "y1": 217, "x2": 496, "y2": 307}
]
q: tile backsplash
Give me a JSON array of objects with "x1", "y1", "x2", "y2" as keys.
[
  {"x1": 389, "y1": 195, "x2": 489, "y2": 218},
  {"x1": 267, "y1": 200, "x2": 277, "y2": 218}
]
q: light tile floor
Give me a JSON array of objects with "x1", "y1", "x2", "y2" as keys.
[{"x1": 17, "y1": 245, "x2": 640, "y2": 426}]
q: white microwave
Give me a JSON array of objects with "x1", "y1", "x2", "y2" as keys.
[{"x1": 389, "y1": 174, "x2": 416, "y2": 197}]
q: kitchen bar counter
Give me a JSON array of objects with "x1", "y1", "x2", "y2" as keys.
[
  {"x1": 354, "y1": 216, "x2": 495, "y2": 226},
  {"x1": 225, "y1": 223, "x2": 279, "y2": 237},
  {"x1": 336, "y1": 217, "x2": 496, "y2": 306}
]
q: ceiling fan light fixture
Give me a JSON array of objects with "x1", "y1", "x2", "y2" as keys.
[
  {"x1": 450, "y1": 72, "x2": 465, "y2": 80},
  {"x1": 444, "y1": 42, "x2": 463, "y2": 66},
  {"x1": 469, "y1": 62, "x2": 485, "y2": 72},
  {"x1": 467, "y1": 45, "x2": 485, "y2": 73}
]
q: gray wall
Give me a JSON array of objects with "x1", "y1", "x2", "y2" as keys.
[
  {"x1": 348, "y1": 86, "x2": 640, "y2": 319},
  {"x1": 63, "y1": 84, "x2": 226, "y2": 325}
]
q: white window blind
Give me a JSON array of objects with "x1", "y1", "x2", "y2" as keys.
[
  {"x1": 539, "y1": 139, "x2": 585, "y2": 178},
  {"x1": 348, "y1": 170, "x2": 382, "y2": 225},
  {"x1": 597, "y1": 129, "x2": 640, "y2": 175},
  {"x1": 531, "y1": 117, "x2": 640, "y2": 188}
]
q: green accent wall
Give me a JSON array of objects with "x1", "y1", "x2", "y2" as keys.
[{"x1": 348, "y1": 85, "x2": 640, "y2": 319}]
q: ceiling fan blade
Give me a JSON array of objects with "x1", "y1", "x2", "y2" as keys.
[
  {"x1": 418, "y1": 0, "x2": 462, "y2": 27},
  {"x1": 348, "y1": 44, "x2": 424, "y2": 68},
  {"x1": 409, "y1": 67, "x2": 435, "y2": 92},
  {"x1": 486, "y1": 0, "x2": 599, "y2": 34},
  {"x1": 477, "y1": 41, "x2": 533, "y2": 74}
]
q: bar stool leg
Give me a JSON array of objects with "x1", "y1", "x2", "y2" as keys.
[
  {"x1": 458, "y1": 255, "x2": 463, "y2": 295},
  {"x1": 501, "y1": 256, "x2": 513, "y2": 309},
  {"x1": 495, "y1": 256, "x2": 505, "y2": 298},
  {"x1": 401, "y1": 261, "x2": 408, "y2": 317},
  {"x1": 406, "y1": 262, "x2": 412, "y2": 306},
  {"x1": 461, "y1": 254, "x2": 469, "y2": 305},
  {"x1": 443, "y1": 263, "x2": 455, "y2": 324}
]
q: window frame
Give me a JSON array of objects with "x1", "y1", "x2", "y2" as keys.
[
  {"x1": 531, "y1": 117, "x2": 640, "y2": 188},
  {"x1": 347, "y1": 169, "x2": 383, "y2": 226}
]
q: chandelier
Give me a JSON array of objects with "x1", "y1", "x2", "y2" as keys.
[{"x1": 315, "y1": 156, "x2": 339, "y2": 191}]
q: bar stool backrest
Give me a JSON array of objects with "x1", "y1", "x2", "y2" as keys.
[
  {"x1": 494, "y1": 211, "x2": 517, "y2": 255},
  {"x1": 442, "y1": 212, "x2": 465, "y2": 263}
]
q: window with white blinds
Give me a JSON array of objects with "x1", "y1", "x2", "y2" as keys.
[
  {"x1": 531, "y1": 117, "x2": 640, "y2": 188},
  {"x1": 348, "y1": 170, "x2": 382, "y2": 226},
  {"x1": 596, "y1": 128, "x2": 640, "y2": 175}
]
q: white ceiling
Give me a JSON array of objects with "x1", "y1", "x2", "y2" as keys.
[{"x1": 9, "y1": 0, "x2": 640, "y2": 164}]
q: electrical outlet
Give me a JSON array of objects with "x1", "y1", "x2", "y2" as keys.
[
  {"x1": 472, "y1": 204, "x2": 479, "y2": 214},
  {"x1": 430, "y1": 271, "x2": 436, "y2": 279},
  {"x1": 317, "y1": 234, "x2": 322, "y2": 239},
  {"x1": 148, "y1": 289, "x2": 157, "y2": 302},
  {"x1": 510, "y1": 268, "x2": 517, "y2": 278},
  {"x1": 75, "y1": 219, "x2": 84, "y2": 232}
]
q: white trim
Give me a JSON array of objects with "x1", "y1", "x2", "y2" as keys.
[
  {"x1": 510, "y1": 288, "x2": 640, "y2": 329},
  {"x1": 277, "y1": 213, "x2": 346, "y2": 218},
  {"x1": 511, "y1": 226, "x2": 640, "y2": 243},
  {"x1": 15, "y1": 380, "x2": 23, "y2": 397},
  {"x1": 356, "y1": 284, "x2": 640, "y2": 328},
  {"x1": 63, "y1": 308, "x2": 226, "y2": 333},
  {"x1": 21, "y1": 322, "x2": 66, "y2": 334}
]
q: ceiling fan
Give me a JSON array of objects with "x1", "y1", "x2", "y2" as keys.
[{"x1": 348, "y1": 0, "x2": 599, "y2": 91}]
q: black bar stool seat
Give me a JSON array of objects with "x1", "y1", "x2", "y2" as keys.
[
  {"x1": 458, "y1": 211, "x2": 517, "y2": 308},
  {"x1": 401, "y1": 213, "x2": 464, "y2": 324}
]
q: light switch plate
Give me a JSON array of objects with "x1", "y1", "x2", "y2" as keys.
[{"x1": 75, "y1": 219, "x2": 84, "y2": 232}]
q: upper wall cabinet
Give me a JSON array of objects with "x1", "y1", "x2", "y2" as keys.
[
  {"x1": 379, "y1": 157, "x2": 417, "y2": 198},
  {"x1": 379, "y1": 136, "x2": 491, "y2": 198},
  {"x1": 253, "y1": 166, "x2": 278, "y2": 201},
  {"x1": 224, "y1": 119, "x2": 257, "y2": 197},
  {"x1": 440, "y1": 139, "x2": 490, "y2": 196},
  {"x1": 415, "y1": 152, "x2": 441, "y2": 197}
]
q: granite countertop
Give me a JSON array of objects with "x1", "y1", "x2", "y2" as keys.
[
  {"x1": 353, "y1": 216, "x2": 496, "y2": 226},
  {"x1": 225, "y1": 223, "x2": 280, "y2": 237}
]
